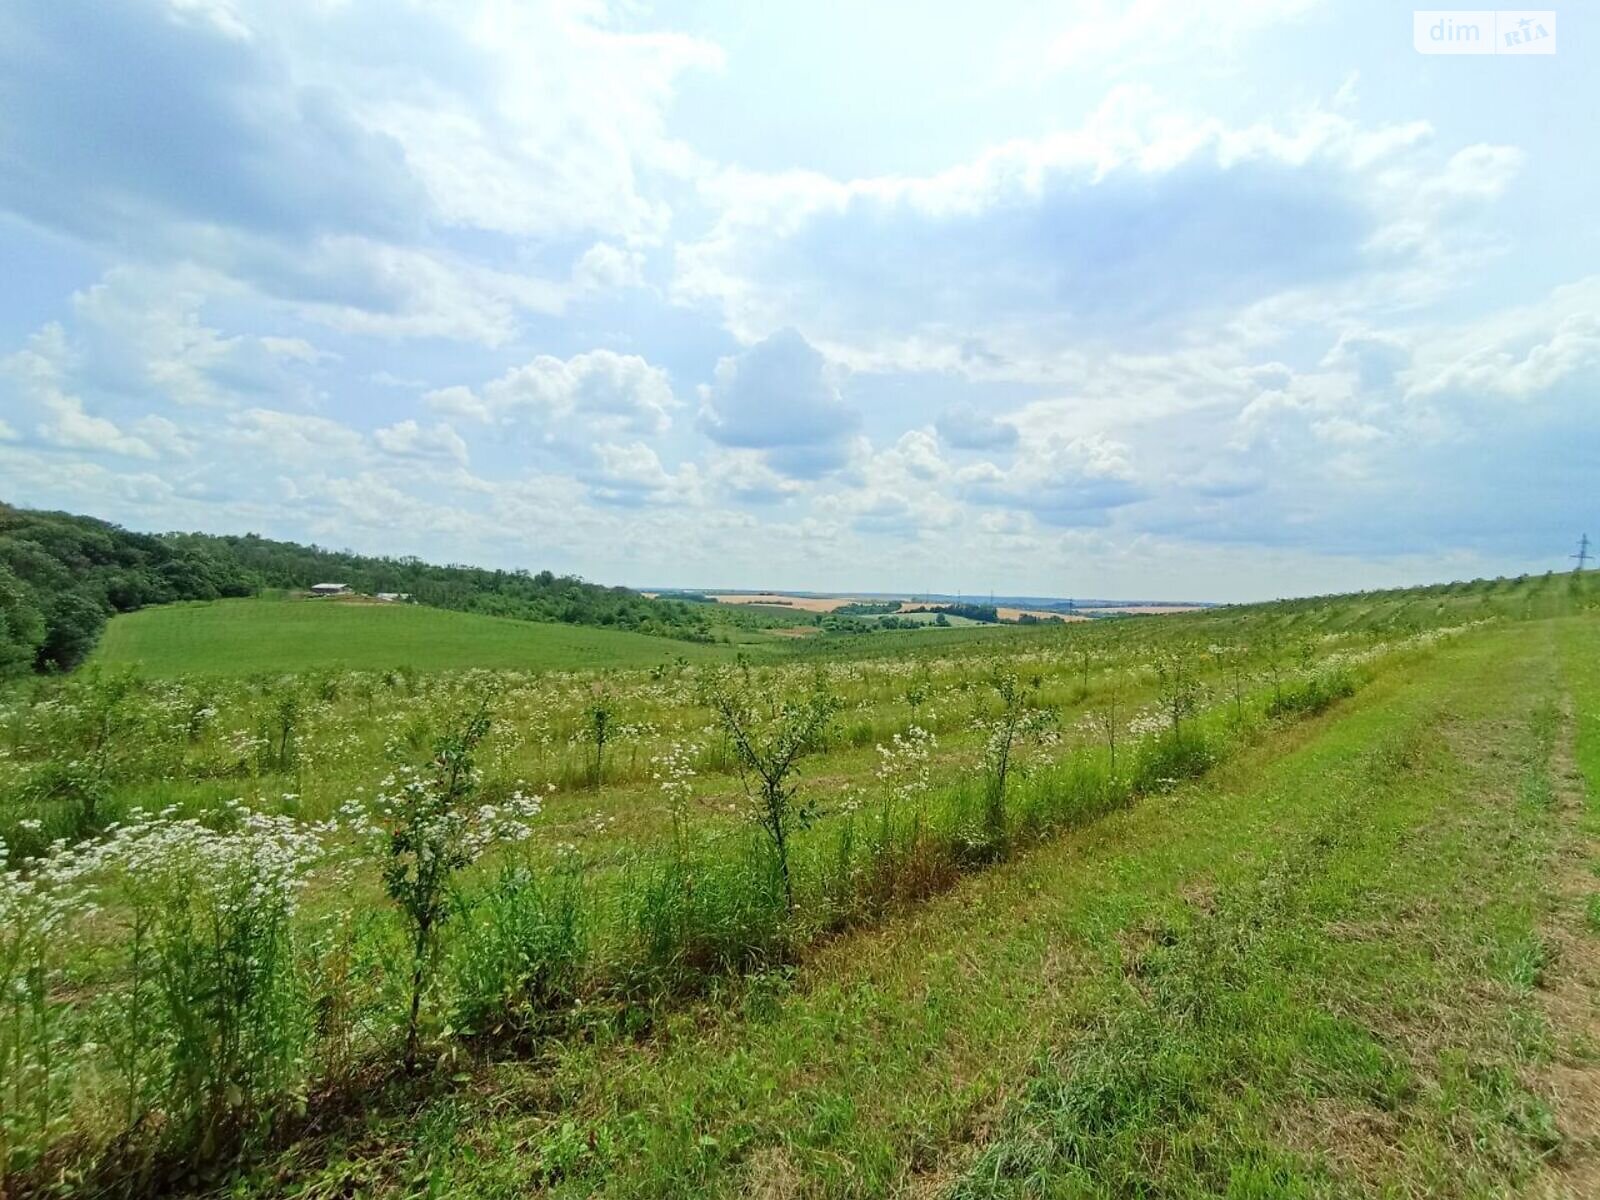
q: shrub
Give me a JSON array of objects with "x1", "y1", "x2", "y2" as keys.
[{"x1": 978, "y1": 667, "x2": 1057, "y2": 849}]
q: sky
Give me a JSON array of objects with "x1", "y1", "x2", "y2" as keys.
[{"x1": 0, "y1": 0, "x2": 1595, "y2": 602}]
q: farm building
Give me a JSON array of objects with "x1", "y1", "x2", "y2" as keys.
[{"x1": 309, "y1": 582, "x2": 350, "y2": 596}]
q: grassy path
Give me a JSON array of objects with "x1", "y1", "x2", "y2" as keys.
[
  {"x1": 1532, "y1": 618, "x2": 1600, "y2": 1196},
  {"x1": 237, "y1": 618, "x2": 1595, "y2": 1198}
]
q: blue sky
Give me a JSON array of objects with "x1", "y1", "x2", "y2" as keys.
[{"x1": 1, "y1": 0, "x2": 1594, "y2": 601}]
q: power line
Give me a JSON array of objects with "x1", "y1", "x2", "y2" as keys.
[{"x1": 1573, "y1": 533, "x2": 1592, "y2": 572}]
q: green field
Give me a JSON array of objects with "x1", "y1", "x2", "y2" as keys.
[
  {"x1": 89, "y1": 596, "x2": 743, "y2": 675},
  {"x1": 4, "y1": 573, "x2": 1600, "y2": 1197}
]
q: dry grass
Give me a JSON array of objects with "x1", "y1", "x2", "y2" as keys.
[{"x1": 709, "y1": 593, "x2": 864, "y2": 613}]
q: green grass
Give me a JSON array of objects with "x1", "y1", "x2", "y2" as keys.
[
  {"x1": 222, "y1": 617, "x2": 1592, "y2": 1198},
  {"x1": 88, "y1": 596, "x2": 742, "y2": 675},
  {"x1": 8, "y1": 577, "x2": 1599, "y2": 1197}
]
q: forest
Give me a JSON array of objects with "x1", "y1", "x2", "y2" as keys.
[{"x1": 0, "y1": 505, "x2": 711, "y2": 676}]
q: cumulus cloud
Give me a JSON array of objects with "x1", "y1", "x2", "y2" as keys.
[
  {"x1": 0, "y1": 0, "x2": 719, "y2": 345},
  {"x1": 698, "y1": 328, "x2": 860, "y2": 477},
  {"x1": 582, "y1": 441, "x2": 701, "y2": 507},
  {"x1": 1409, "y1": 278, "x2": 1600, "y2": 404},
  {"x1": 676, "y1": 91, "x2": 1518, "y2": 377},
  {"x1": 817, "y1": 487, "x2": 959, "y2": 538},
  {"x1": 958, "y1": 433, "x2": 1143, "y2": 526},
  {"x1": 2, "y1": 325, "x2": 159, "y2": 459},
  {"x1": 228, "y1": 407, "x2": 367, "y2": 467},
  {"x1": 574, "y1": 242, "x2": 647, "y2": 292},
  {"x1": 704, "y1": 450, "x2": 805, "y2": 504},
  {"x1": 0, "y1": 1, "x2": 1587, "y2": 595},
  {"x1": 878, "y1": 430, "x2": 946, "y2": 481},
  {"x1": 374, "y1": 419, "x2": 468, "y2": 464},
  {"x1": 427, "y1": 350, "x2": 676, "y2": 436},
  {"x1": 1322, "y1": 330, "x2": 1410, "y2": 391}
]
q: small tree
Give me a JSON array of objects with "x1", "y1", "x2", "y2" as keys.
[
  {"x1": 1154, "y1": 647, "x2": 1205, "y2": 741},
  {"x1": 371, "y1": 706, "x2": 541, "y2": 1071},
  {"x1": 1216, "y1": 643, "x2": 1252, "y2": 727},
  {"x1": 708, "y1": 674, "x2": 839, "y2": 909},
  {"x1": 1071, "y1": 640, "x2": 1092, "y2": 695},
  {"x1": 1079, "y1": 676, "x2": 1124, "y2": 778},
  {"x1": 272, "y1": 688, "x2": 301, "y2": 771},
  {"x1": 583, "y1": 686, "x2": 616, "y2": 790},
  {"x1": 980, "y1": 667, "x2": 1056, "y2": 843},
  {"x1": 903, "y1": 666, "x2": 932, "y2": 716},
  {"x1": 1264, "y1": 628, "x2": 1287, "y2": 705}
]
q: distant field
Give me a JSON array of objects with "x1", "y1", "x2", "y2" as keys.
[
  {"x1": 703, "y1": 592, "x2": 1092, "y2": 623},
  {"x1": 90, "y1": 596, "x2": 740, "y2": 675},
  {"x1": 707, "y1": 592, "x2": 858, "y2": 612},
  {"x1": 1079, "y1": 603, "x2": 1205, "y2": 615}
]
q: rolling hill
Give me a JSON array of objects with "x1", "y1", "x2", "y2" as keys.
[{"x1": 89, "y1": 595, "x2": 743, "y2": 676}]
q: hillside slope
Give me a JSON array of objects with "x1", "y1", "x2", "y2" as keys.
[{"x1": 90, "y1": 596, "x2": 741, "y2": 675}]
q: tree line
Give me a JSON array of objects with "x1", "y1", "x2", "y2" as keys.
[{"x1": 0, "y1": 505, "x2": 712, "y2": 677}]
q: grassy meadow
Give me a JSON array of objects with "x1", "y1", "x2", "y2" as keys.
[
  {"x1": 89, "y1": 595, "x2": 754, "y2": 676},
  {"x1": 1, "y1": 570, "x2": 1598, "y2": 1197}
]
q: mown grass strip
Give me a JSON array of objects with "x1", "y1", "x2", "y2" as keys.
[{"x1": 953, "y1": 650, "x2": 1562, "y2": 1197}]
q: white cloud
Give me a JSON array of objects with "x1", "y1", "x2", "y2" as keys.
[
  {"x1": 573, "y1": 242, "x2": 647, "y2": 292},
  {"x1": 342, "y1": 3, "x2": 721, "y2": 243},
  {"x1": 676, "y1": 90, "x2": 1515, "y2": 379},
  {"x1": 584, "y1": 440, "x2": 701, "y2": 506},
  {"x1": 2, "y1": 324, "x2": 159, "y2": 459},
  {"x1": 701, "y1": 449, "x2": 804, "y2": 503},
  {"x1": 37, "y1": 396, "x2": 159, "y2": 460},
  {"x1": 879, "y1": 429, "x2": 946, "y2": 481},
  {"x1": 958, "y1": 433, "x2": 1143, "y2": 526},
  {"x1": 698, "y1": 328, "x2": 860, "y2": 477},
  {"x1": 374, "y1": 418, "x2": 469, "y2": 464},
  {"x1": 428, "y1": 349, "x2": 677, "y2": 435},
  {"x1": 228, "y1": 407, "x2": 368, "y2": 467},
  {"x1": 131, "y1": 415, "x2": 199, "y2": 459},
  {"x1": 1409, "y1": 278, "x2": 1600, "y2": 404}
]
